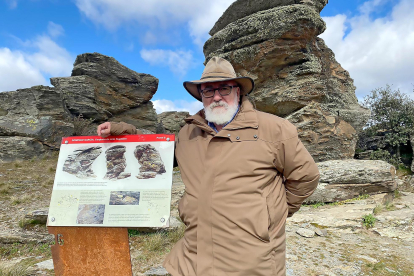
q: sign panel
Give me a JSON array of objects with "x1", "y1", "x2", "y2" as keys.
[{"x1": 47, "y1": 134, "x2": 175, "y2": 227}]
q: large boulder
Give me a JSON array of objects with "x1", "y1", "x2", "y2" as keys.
[
  {"x1": 210, "y1": 0, "x2": 328, "y2": 36},
  {"x1": 0, "y1": 86, "x2": 74, "y2": 151},
  {"x1": 305, "y1": 160, "x2": 397, "y2": 203},
  {"x1": 157, "y1": 111, "x2": 190, "y2": 136},
  {"x1": 51, "y1": 53, "x2": 159, "y2": 132},
  {"x1": 0, "y1": 137, "x2": 47, "y2": 162},
  {"x1": 205, "y1": 1, "x2": 369, "y2": 161},
  {"x1": 72, "y1": 53, "x2": 158, "y2": 104},
  {"x1": 0, "y1": 53, "x2": 160, "y2": 162},
  {"x1": 286, "y1": 103, "x2": 357, "y2": 162}
]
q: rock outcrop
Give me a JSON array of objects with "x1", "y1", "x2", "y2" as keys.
[
  {"x1": 134, "y1": 144, "x2": 166, "y2": 179},
  {"x1": 0, "y1": 53, "x2": 159, "y2": 162},
  {"x1": 157, "y1": 111, "x2": 190, "y2": 136},
  {"x1": 104, "y1": 145, "x2": 130, "y2": 180},
  {"x1": 204, "y1": 0, "x2": 370, "y2": 161},
  {"x1": 63, "y1": 146, "x2": 102, "y2": 178},
  {"x1": 305, "y1": 160, "x2": 397, "y2": 203}
]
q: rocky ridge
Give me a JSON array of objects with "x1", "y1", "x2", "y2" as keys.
[
  {"x1": 204, "y1": 0, "x2": 370, "y2": 162},
  {"x1": 0, "y1": 53, "x2": 159, "y2": 162}
]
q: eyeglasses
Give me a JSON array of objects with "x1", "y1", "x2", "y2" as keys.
[{"x1": 200, "y1": 85, "x2": 238, "y2": 98}]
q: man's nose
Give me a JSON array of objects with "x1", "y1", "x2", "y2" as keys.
[{"x1": 213, "y1": 89, "x2": 223, "y2": 101}]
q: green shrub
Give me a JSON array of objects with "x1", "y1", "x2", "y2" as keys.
[{"x1": 362, "y1": 214, "x2": 377, "y2": 229}]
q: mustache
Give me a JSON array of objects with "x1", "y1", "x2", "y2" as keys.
[{"x1": 208, "y1": 101, "x2": 228, "y2": 110}]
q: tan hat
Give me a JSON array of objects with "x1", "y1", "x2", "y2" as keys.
[{"x1": 184, "y1": 56, "x2": 254, "y2": 101}]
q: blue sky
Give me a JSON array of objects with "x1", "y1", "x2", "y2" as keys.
[{"x1": 1, "y1": 0, "x2": 413, "y2": 114}]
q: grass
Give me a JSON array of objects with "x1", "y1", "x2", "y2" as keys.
[
  {"x1": 0, "y1": 262, "x2": 31, "y2": 276},
  {"x1": 362, "y1": 214, "x2": 377, "y2": 229},
  {"x1": 0, "y1": 241, "x2": 53, "y2": 260},
  {"x1": 129, "y1": 224, "x2": 185, "y2": 273}
]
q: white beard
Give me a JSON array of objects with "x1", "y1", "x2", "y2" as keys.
[{"x1": 204, "y1": 100, "x2": 239, "y2": 126}]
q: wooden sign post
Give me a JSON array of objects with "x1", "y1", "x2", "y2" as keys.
[{"x1": 48, "y1": 227, "x2": 132, "y2": 276}]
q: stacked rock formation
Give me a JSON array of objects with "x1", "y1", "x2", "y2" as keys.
[
  {"x1": 0, "y1": 53, "x2": 159, "y2": 162},
  {"x1": 204, "y1": 0, "x2": 370, "y2": 162},
  {"x1": 157, "y1": 111, "x2": 190, "y2": 136},
  {"x1": 63, "y1": 146, "x2": 102, "y2": 178},
  {"x1": 104, "y1": 145, "x2": 131, "y2": 180},
  {"x1": 134, "y1": 144, "x2": 166, "y2": 179}
]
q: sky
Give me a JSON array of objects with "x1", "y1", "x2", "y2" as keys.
[{"x1": 0, "y1": 0, "x2": 413, "y2": 115}]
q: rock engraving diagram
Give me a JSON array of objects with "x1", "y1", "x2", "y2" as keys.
[
  {"x1": 134, "y1": 144, "x2": 166, "y2": 179},
  {"x1": 104, "y1": 145, "x2": 131, "y2": 180},
  {"x1": 76, "y1": 204, "x2": 105, "y2": 224},
  {"x1": 109, "y1": 191, "x2": 140, "y2": 205},
  {"x1": 63, "y1": 146, "x2": 102, "y2": 178}
]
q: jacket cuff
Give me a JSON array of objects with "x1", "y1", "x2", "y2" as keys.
[{"x1": 110, "y1": 122, "x2": 137, "y2": 135}]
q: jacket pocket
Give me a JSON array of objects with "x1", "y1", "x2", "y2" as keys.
[
  {"x1": 178, "y1": 192, "x2": 189, "y2": 226},
  {"x1": 258, "y1": 197, "x2": 271, "y2": 243}
]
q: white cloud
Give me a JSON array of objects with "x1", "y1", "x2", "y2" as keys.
[
  {"x1": 152, "y1": 99, "x2": 203, "y2": 115},
  {"x1": 47, "y1": 22, "x2": 65, "y2": 38},
  {"x1": 0, "y1": 48, "x2": 47, "y2": 92},
  {"x1": 74, "y1": 0, "x2": 235, "y2": 46},
  {"x1": 140, "y1": 49, "x2": 196, "y2": 77},
  {"x1": 320, "y1": 0, "x2": 414, "y2": 98},
  {"x1": 0, "y1": 23, "x2": 73, "y2": 92}
]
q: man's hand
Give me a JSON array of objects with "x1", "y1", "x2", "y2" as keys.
[{"x1": 97, "y1": 122, "x2": 111, "y2": 138}]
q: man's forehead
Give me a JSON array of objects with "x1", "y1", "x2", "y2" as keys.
[{"x1": 201, "y1": 80, "x2": 237, "y2": 87}]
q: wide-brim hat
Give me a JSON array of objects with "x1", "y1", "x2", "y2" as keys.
[{"x1": 184, "y1": 56, "x2": 254, "y2": 101}]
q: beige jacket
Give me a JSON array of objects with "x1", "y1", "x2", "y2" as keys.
[{"x1": 112, "y1": 97, "x2": 319, "y2": 275}]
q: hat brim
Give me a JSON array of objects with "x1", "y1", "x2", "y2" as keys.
[{"x1": 184, "y1": 77, "x2": 254, "y2": 102}]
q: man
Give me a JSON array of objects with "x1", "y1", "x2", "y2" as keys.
[{"x1": 97, "y1": 57, "x2": 319, "y2": 276}]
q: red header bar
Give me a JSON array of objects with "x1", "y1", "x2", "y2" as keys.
[{"x1": 61, "y1": 134, "x2": 175, "y2": 145}]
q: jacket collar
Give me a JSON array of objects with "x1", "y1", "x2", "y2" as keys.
[{"x1": 185, "y1": 96, "x2": 258, "y2": 134}]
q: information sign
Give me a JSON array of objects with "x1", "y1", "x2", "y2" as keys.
[{"x1": 47, "y1": 134, "x2": 175, "y2": 228}]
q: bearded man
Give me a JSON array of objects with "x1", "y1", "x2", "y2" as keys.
[{"x1": 97, "y1": 57, "x2": 319, "y2": 276}]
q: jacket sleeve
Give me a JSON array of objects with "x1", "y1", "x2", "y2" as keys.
[
  {"x1": 274, "y1": 122, "x2": 320, "y2": 217},
  {"x1": 110, "y1": 122, "x2": 142, "y2": 135}
]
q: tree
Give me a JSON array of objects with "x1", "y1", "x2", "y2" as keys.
[{"x1": 362, "y1": 85, "x2": 414, "y2": 159}]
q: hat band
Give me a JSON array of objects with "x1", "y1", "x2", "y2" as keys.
[{"x1": 200, "y1": 75, "x2": 236, "y2": 80}]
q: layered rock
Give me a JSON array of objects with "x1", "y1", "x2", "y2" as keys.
[
  {"x1": 210, "y1": 0, "x2": 328, "y2": 36},
  {"x1": 134, "y1": 144, "x2": 166, "y2": 179},
  {"x1": 63, "y1": 146, "x2": 102, "y2": 178},
  {"x1": 104, "y1": 145, "x2": 131, "y2": 180},
  {"x1": 204, "y1": 1, "x2": 370, "y2": 161},
  {"x1": 0, "y1": 137, "x2": 47, "y2": 162},
  {"x1": 305, "y1": 160, "x2": 397, "y2": 203},
  {"x1": 157, "y1": 111, "x2": 190, "y2": 136},
  {"x1": 0, "y1": 53, "x2": 160, "y2": 162},
  {"x1": 52, "y1": 52, "x2": 159, "y2": 132},
  {"x1": 286, "y1": 103, "x2": 357, "y2": 162}
]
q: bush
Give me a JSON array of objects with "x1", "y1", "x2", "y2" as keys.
[
  {"x1": 362, "y1": 214, "x2": 377, "y2": 229},
  {"x1": 362, "y1": 85, "x2": 414, "y2": 160}
]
